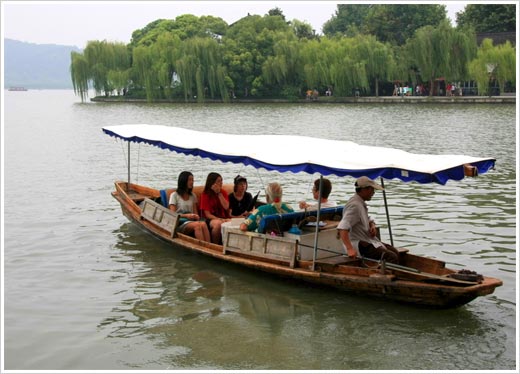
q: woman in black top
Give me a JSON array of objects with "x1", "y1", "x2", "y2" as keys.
[{"x1": 229, "y1": 175, "x2": 254, "y2": 218}]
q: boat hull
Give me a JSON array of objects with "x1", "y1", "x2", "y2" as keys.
[{"x1": 112, "y1": 181, "x2": 502, "y2": 308}]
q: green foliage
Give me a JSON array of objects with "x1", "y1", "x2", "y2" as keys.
[
  {"x1": 71, "y1": 9, "x2": 515, "y2": 102},
  {"x1": 469, "y1": 39, "x2": 516, "y2": 95},
  {"x1": 70, "y1": 40, "x2": 130, "y2": 100},
  {"x1": 176, "y1": 37, "x2": 229, "y2": 102},
  {"x1": 405, "y1": 20, "x2": 476, "y2": 95},
  {"x1": 323, "y1": 4, "x2": 371, "y2": 36},
  {"x1": 457, "y1": 4, "x2": 516, "y2": 32},
  {"x1": 223, "y1": 13, "x2": 291, "y2": 97},
  {"x1": 70, "y1": 52, "x2": 89, "y2": 101},
  {"x1": 324, "y1": 4, "x2": 447, "y2": 45},
  {"x1": 130, "y1": 15, "x2": 228, "y2": 47},
  {"x1": 291, "y1": 19, "x2": 317, "y2": 40}
]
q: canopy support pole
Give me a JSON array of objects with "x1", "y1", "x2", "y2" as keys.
[
  {"x1": 127, "y1": 142, "x2": 131, "y2": 189},
  {"x1": 380, "y1": 178, "x2": 394, "y2": 247},
  {"x1": 311, "y1": 175, "x2": 323, "y2": 271}
]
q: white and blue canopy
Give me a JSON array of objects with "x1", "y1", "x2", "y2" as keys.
[{"x1": 102, "y1": 124, "x2": 495, "y2": 185}]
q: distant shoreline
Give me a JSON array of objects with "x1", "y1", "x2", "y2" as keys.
[{"x1": 91, "y1": 95, "x2": 516, "y2": 104}]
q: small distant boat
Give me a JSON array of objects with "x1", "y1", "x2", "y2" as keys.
[
  {"x1": 8, "y1": 87, "x2": 28, "y2": 91},
  {"x1": 103, "y1": 125, "x2": 502, "y2": 308}
]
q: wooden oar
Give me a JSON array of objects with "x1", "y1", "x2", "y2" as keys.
[{"x1": 383, "y1": 262, "x2": 479, "y2": 285}]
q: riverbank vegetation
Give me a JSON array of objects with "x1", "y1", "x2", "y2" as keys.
[{"x1": 70, "y1": 4, "x2": 516, "y2": 102}]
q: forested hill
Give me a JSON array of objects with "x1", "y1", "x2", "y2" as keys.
[{"x1": 4, "y1": 38, "x2": 81, "y2": 89}]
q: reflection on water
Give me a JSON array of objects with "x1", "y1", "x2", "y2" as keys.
[
  {"x1": 4, "y1": 91, "x2": 516, "y2": 370},
  {"x1": 94, "y1": 222, "x2": 514, "y2": 370}
]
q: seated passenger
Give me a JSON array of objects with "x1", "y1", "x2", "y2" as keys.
[
  {"x1": 299, "y1": 178, "x2": 337, "y2": 210},
  {"x1": 229, "y1": 175, "x2": 254, "y2": 218},
  {"x1": 169, "y1": 171, "x2": 210, "y2": 242},
  {"x1": 240, "y1": 182, "x2": 294, "y2": 232},
  {"x1": 200, "y1": 172, "x2": 231, "y2": 244}
]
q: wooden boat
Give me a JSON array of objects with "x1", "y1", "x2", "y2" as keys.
[{"x1": 103, "y1": 125, "x2": 502, "y2": 308}]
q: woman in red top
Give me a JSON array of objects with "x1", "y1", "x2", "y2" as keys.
[{"x1": 200, "y1": 172, "x2": 230, "y2": 244}]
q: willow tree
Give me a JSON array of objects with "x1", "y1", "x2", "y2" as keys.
[
  {"x1": 132, "y1": 45, "x2": 157, "y2": 101},
  {"x1": 176, "y1": 37, "x2": 229, "y2": 102},
  {"x1": 131, "y1": 33, "x2": 182, "y2": 101},
  {"x1": 70, "y1": 52, "x2": 90, "y2": 101},
  {"x1": 329, "y1": 37, "x2": 369, "y2": 96},
  {"x1": 493, "y1": 41, "x2": 516, "y2": 94},
  {"x1": 352, "y1": 34, "x2": 395, "y2": 96},
  {"x1": 405, "y1": 20, "x2": 476, "y2": 96},
  {"x1": 300, "y1": 37, "x2": 369, "y2": 96},
  {"x1": 300, "y1": 38, "x2": 339, "y2": 91},
  {"x1": 469, "y1": 38, "x2": 516, "y2": 95},
  {"x1": 261, "y1": 31, "x2": 303, "y2": 96},
  {"x1": 222, "y1": 13, "x2": 291, "y2": 97},
  {"x1": 70, "y1": 40, "x2": 131, "y2": 100}
]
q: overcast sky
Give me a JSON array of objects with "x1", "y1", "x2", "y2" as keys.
[{"x1": 2, "y1": 1, "x2": 467, "y2": 48}]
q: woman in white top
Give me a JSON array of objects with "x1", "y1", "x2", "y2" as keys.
[{"x1": 169, "y1": 171, "x2": 210, "y2": 242}]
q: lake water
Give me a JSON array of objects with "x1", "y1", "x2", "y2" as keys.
[{"x1": 2, "y1": 90, "x2": 517, "y2": 370}]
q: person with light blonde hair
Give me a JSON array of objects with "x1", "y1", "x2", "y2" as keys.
[{"x1": 240, "y1": 182, "x2": 293, "y2": 232}]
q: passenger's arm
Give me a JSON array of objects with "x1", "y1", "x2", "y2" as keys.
[{"x1": 217, "y1": 192, "x2": 229, "y2": 210}]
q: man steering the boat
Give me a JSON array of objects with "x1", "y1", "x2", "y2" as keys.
[{"x1": 337, "y1": 176, "x2": 400, "y2": 264}]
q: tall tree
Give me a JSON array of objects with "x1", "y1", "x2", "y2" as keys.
[
  {"x1": 130, "y1": 15, "x2": 228, "y2": 47},
  {"x1": 300, "y1": 37, "x2": 369, "y2": 96},
  {"x1": 222, "y1": 13, "x2": 291, "y2": 97},
  {"x1": 405, "y1": 20, "x2": 476, "y2": 95},
  {"x1": 176, "y1": 37, "x2": 229, "y2": 102},
  {"x1": 70, "y1": 52, "x2": 90, "y2": 101},
  {"x1": 262, "y1": 31, "x2": 302, "y2": 96},
  {"x1": 456, "y1": 4, "x2": 516, "y2": 32},
  {"x1": 364, "y1": 4, "x2": 447, "y2": 45},
  {"x1": 291, "y1": 19, "x2": 317, "y2": 40},
  {"x1": 323, "y1": 4, "x2": 372, "y2": 36},
  {"x1": 70, "y1": 40, "x2": 130, "y2": 100},
  {"x1": 324, "y1": 4, "x2": 447, "y2": 45},
  {"x1": 352, "y1": 34, "x2": 395, "y2": 96},
  {"x1": 469, "y1": 38, "x2": 516, "y2": 95}
]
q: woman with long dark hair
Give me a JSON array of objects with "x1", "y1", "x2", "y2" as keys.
[
  {"x1": 169, "y1": 171, "x2": 210, "y2": 242},
  {"x1": 200, "y1": 172, "x2": 231, "y2": 244}
]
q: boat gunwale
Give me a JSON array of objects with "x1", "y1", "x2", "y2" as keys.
[{"x1": 111, "y1": 181, "x2": 502, "y2": 308}]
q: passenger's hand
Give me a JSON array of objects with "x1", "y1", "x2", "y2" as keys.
[{"x1": 211, "y1": 184, "x2": 221, "y2": 193}]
